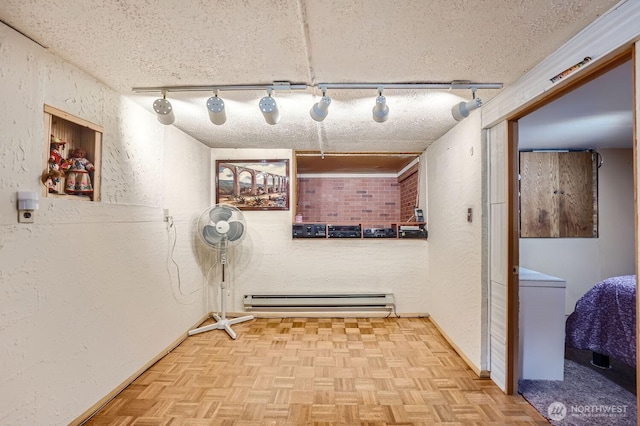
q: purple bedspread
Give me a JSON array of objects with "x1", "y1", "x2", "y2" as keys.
[{"x1": 565, "y1": 275, "x2": 636, "y2": 367}]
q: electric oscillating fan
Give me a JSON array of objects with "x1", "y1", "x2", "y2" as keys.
[{"x1": 188, "y1": 204, "x2": 253, "y2": 339}]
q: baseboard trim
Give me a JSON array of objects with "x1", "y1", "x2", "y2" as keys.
[
  {"x1": 428, "y1": 317, "x2": 490, "y2": 378},
  {"x1": 69, "y1": 313, "x2": 211, "y2": 426}
]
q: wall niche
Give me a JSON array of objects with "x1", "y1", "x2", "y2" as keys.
[
  {"x1": 42, "y1": 105, "x2": 103, "y2": 201},
  {"x1": 294, "y1": 151, "x2": 422, "y2": 225}
]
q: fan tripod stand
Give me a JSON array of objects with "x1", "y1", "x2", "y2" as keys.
[{"x1": 188, "y1": 261, "x2": 254, "y2": 340}]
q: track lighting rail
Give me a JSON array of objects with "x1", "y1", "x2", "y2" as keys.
[
  {"x1": 132, "y1": 83, "x2": 308, "y2": 93},
  {"x1": 318, "y1": 82, "x2": 503, "y2": 90},
  {"x1": 132, "y1": 81, "x2": 502, "y2": 93},
  {"x1": 137, "y1": 80, "x2": 503, "y2": 125}
]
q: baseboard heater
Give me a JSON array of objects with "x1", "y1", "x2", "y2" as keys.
[{"x1": 243, "y1": 293, "x2": 395, "y2": 311}]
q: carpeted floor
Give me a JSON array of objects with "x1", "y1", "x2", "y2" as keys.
[
  {"x1": 564, "y1": 346, "x2": 636, "y2": 395},
  {"x1": 519, "y1": 359, "x2": 637, "y2": 425}
]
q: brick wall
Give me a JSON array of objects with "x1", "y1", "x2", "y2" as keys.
[
  {"x1": 399, "y1": 165, "x2": 419, "y2": 222},
  {"x1": 296, "y1": 177, "x2": 400, "y2": 225}
]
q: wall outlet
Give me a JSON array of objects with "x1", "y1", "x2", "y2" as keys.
[
  {"x1": 18, "y1": 210, "x2": 35, "y2": 223},
  {"x1": 163, "y1": 209, "x2": 170, "y2": 222}
]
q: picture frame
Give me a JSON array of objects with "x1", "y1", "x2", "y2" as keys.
[{"x1": 216, "y1": 159, "x2": 290, "y2": 210}]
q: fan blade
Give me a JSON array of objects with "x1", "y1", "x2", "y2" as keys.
[
  {"x1": 209, "y1": 206, "x2": 232, "y2": 223},
  {"x1": 226, "y1": 221, "x2": 245, "y2": 241},
  {"x1": 202, "y1": 224, "x2": 223, "y2": 245}
]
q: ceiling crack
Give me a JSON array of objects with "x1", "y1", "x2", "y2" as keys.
[{"x1": 296, "y1": 0, "x2": 316, "y2": 88}]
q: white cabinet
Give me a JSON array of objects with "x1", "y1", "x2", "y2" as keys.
[{"x1": 519, "y1": 267, "x2": 566, "y2": 380}]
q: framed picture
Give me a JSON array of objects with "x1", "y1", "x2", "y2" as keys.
[{"x1": 216, "y1": 159, "x2": 290, "y2": 210}]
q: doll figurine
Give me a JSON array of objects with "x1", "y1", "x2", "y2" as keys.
[
  {"x1": 64, "y1": 148, "x2": 95, "y2": 196},
  {"x1": 42, "y1": 135, "x2": 66, "y2": 193}
]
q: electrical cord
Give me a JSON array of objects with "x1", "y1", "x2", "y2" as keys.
[
  {"x1": 166, "y1": 216, "x2": 201, "y2": 302},
  {"x1": 166, "y1": 214, "x2": 225, "y2": 313},
  {"x1": 204, "y1": 261, "x2": 219, "y2": 314}
]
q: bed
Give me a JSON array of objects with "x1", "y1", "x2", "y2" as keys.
[{"x1": 565, "y1": 275, "x2": 637, "y2": 368}]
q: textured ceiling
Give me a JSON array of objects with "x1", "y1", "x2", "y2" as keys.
[{"x1": 0, "y1": 0, "x2": 620, "y2": 153}]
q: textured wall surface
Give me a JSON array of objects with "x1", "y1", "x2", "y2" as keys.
[
  {"x1": 0, "y1": 26, "x2": 209, "y2": 424},
  {"x1": 426, "y1": 112, "x2": 484, "y2": 371},
  {"x1": 212, "y1": 149, "x2": 429, "y2": 315},
  {"x1": 520, "y1": 148, "x2": 635, "y2": 314}
]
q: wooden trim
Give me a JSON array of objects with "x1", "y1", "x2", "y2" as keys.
[
  {"x1": 508, "y1": 48, "x2": 633, "y2": 122},
  {"x1": 92, "y1": 132, "x2": 102, "y2": 202},
  {"x1": 429, "y1": 316, "x2": 490, "y2": 378},
  {"x1": 397, "y1": 163, "x2": 419, "y2": 182},
  {"x1": 295, "y1": 150, "x2": 423, "y2": 156},
  {"x1": 633, "y1": 43, "x2": 639, "y2": 417},
  {"x1": 41, "y1": 112, "x2": 52, "y2": 198},
  {"x1": 292, "y1": 151, "x2": 299, "y2": 218},
  {"x1": 43, "y1": 104, "x2": 104, "y2": 133},
  {"x1": 506, "y1": 121, "x2": 520, "y2": 395},
  {"x1": 69, "y1": 314, "x2": 211, "y2": 426},
  {"x1": 295, "y1": 151, "x2": 422, "y2": 174}
]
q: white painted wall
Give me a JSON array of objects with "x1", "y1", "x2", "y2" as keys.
[
  {"x1": 0, "y1": 25, "x2": 209, "y2": 424},
  {"x1": 211, "y1": 149, "x2": 429, "y2": 315},
  {"x1": 426, "y1": 111, "x2": 485, "y2": 371},
  {"x1": 520, "y1": 148, "x2": 635, "y2": 314}
]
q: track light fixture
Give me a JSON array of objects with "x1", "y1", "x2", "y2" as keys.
[
  {"x1": 259, "y1": 90, "x2": 280, "y2": 125},
  {"x1": 153, "y1": 90, "x2": 175, "y2": 125},
  {"x1": 206, "y1": 91, "x2": 226, "y2": 125},
  {"x1": 452, "y1": 88, "x2": 483, "y2": 121},
  {"x1": 134, "y1": 81, "x2": 502, "y2": 125},
  {"x1": 452, "y1": 98, "x2": 482, "y2": 121},
  {"x1": 372, "y1": 88, "x2": 389, "y2": 123},
  {"x1": 310, "y1": 88, "x2": 331, "y2": 122}
]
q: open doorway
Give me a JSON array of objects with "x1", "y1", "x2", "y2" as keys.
[{"x1": 515, "y1": 57, "x2": 636, "y2": 407}]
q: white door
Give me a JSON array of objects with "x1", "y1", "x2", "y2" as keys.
[{"x1": 486, "y1": 121, "x2": 510, "y2": 392}]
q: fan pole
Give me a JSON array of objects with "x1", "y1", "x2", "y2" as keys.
[{"x1": 188, "y1": 243, "x2": 254, "y2": 339}]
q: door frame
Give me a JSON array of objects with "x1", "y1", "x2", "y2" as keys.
[{"x1": 501, "y1": 48, "x2": 635, "y2": 394}]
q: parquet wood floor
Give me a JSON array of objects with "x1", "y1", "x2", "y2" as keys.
[{"x1": 85, "y1": 317, "x2": 548, "y2": 425}]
